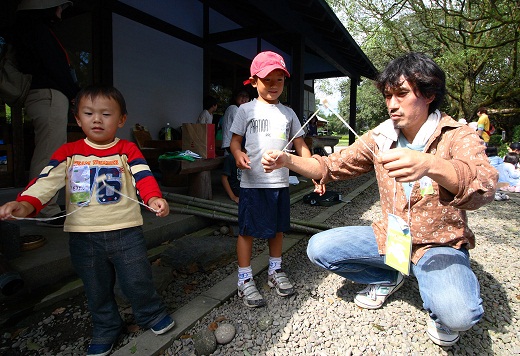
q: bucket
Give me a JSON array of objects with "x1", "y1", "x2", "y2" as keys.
[{"x1": 0, "y1": 253, "x2": 24, "y2": 296}]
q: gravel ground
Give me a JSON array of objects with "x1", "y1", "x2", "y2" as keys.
[
  {"x1": 1, "y1": 173, "x2": 519, "y2": 355},
  {"x1": 168, "y1": 175, "x2": 520, "y2": 356}
]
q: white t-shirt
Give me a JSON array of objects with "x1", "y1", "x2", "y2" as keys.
[
  {"x1": 197, "y1": 110, "x2": 212, "y2": 124},
  {"x1": 230, "y1": 99, "x2": 303, "y2": 188},
  {"x1": 221, "y1": 104, "x2": 239, "y2": 148}
]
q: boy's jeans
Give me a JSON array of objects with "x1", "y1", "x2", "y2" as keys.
[
  {"x1": 307, "y1": 226, "x2": 483, "y2": 331},
  {"x1": 69, "y1": 227, "x2": 168, "y2": 344}
]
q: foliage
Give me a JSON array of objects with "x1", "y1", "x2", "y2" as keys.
[
  {"x1": 512, "y1": 125, "x2": 520, "y2": 143},
  {"x1": 337, "y1": 79, "x2": 387, "y2": 133},
  {"x1": 325, "y1": 0, "x2": 520, "y2": 134}
]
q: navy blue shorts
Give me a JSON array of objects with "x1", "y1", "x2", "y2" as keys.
[{"x1": 238, "y1": 187, "x2": 290, "y2": 239}]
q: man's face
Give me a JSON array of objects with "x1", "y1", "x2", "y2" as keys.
[{"x1": 384, "y1": 76, "x2": 433, "y2": 133}]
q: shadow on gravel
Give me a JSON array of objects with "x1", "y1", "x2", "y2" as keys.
[{"x1": 332, "y1": 258, "x2": 508, "y2": 354}]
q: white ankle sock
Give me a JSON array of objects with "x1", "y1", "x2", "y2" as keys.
[
  {"x1": 268, "y1": 256, "x2": 282, "y2": 275},
  {"x1": 237, "y1": 266, "x2": 252, "y2": 286}
]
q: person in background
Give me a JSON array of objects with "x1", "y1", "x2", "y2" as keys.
[
  {"x1": 221, "y1": 89, "x2": 250, "y2": 154},
  {"x1": 307, "y1": 117, "x2": 318, "y2": 136},
  {"x1": 499, "y1": 152, "x2": 520, "y2": 192},
  {"x1": 196, "y1": 95, "x2": 217, "y2": 124},
  {"x1": 230, "y1": 50, "x2": 311, "y2": 308},
  {"x1": 13, "y1": 0, "x2": 80, "y2": 227},
  {"x1": 0, "y1": 85, "x2": 175, "y2": 356},
  {"x1": 476, "y1": 107, "x2": 491, "y2": 145},
  {"x1": 221, "y1": 153, "x2": 241, "y2": 204},
  {"x1": 485, "y1": 146, "x2": 510, "y2": 200},
  {"x1": 262, "y1": 52, "x2": 497, "y2": 346},
  {"x1": 509, "y1": 142, "x2": 520, "y2": 156},
  {"x1": 485, "y1": 146, "x2": 508, "y2": 184}
]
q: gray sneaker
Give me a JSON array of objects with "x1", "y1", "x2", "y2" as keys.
[
  {"x1": 267, "y1": 269, "x2": 295, "y2": 297},
  {"x1": 237, "y1": 279, "x2": 266, "y2": 308},
  {"x1": 354, "y1": 273, "x2": 404, "y2": 309},
  {"x1": 426, "y1": 317, "x2": 460, "y2": 346}
]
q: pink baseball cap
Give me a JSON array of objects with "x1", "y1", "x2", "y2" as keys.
[{"x1": 243, "y1": 51, "x2": 290, "y2": 85}]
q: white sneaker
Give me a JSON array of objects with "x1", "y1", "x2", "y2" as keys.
[
  {"x1": 354, "y1": 273, "x2": 404, "y2": 309},
  {"x1": 237, "y1": 279, "x2": 266, "y2": 308},
  {"x1": 426, "y1": 317, "x2": 460, "y2": 346},
  {"x1": 267, "y1": 269, "x2": 295, "y2": 297}
]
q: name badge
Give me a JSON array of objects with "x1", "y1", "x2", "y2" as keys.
[
  {"x1": 385, "y1": 213, "x2": 412, "y2": 275},
  {"x1": 420, "y1": 176, "x2": 434, "y2": 196},
  {"x1": 70, "y1": 165, "x2": 91, "y2": 205}
]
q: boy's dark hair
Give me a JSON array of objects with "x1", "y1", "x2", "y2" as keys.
[
  {"x1": 510, "y1": 142, "x2": 520, "y2": 151},
  {"x1": 74, "y1": 84, "x2": 127, "y2": 115},
  {"x1": 477, "y1": 107, "x2": 488, "y2": 114},
  {"x1": 504, "y1": 152, "x2": 519, "y2": 165},
  {"x1": 375, "y1": 52, "x2": 446, "y2": 115},
  {"x1": 485, "y1": 146, "x2": 498, "y2": 157},
  {"x1": 203, "y1": 95, "x2": 217, "y2": 110}
]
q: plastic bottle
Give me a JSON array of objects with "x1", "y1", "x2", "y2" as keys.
[{"x1": 165, "y1": 123, "x2": 172, "y2": 141}]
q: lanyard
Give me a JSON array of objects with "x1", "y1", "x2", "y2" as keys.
[{"x1": 49, "y1": 28, "x2": 71, "y2": 65}]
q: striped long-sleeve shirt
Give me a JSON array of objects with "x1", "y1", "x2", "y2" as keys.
[{"x1": 18, "y1": 138, "x2": 162, "y2": 232}]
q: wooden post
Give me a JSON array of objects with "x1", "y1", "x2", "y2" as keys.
[{"x1": 188, "y1": 171, "x2": 212, "y2": 200}]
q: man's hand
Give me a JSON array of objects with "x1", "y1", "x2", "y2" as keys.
[
  {"x1": 261, "y1": 150, "x2": 286, "y2": 173},
  {"x1": 378, "y1": 147, "x2": 459, "y2": 194},
  {"x1": 378, "y1": 148, "x2": 433, "y2": 182}
]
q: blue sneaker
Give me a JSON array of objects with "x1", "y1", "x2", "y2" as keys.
[
  {"x1": 87, "y1": 343, "x2": 113, "y2": 356},
  {"x1": 151, "y1": 315, "x2": 175, "y2": 335}
]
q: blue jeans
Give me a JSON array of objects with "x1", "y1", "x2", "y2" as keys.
[
  {"x1": 307, "y1": 226, "x2": 483, "y2": 331},
  {"x1": 69, "y1": 227, "x2": 168, "y2": 344}
]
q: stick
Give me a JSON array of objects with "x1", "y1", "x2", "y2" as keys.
[
  {"x1": 275, "y1": 107, "x2": 321, "y2": 160},
  {"x1": 321, "y1": 99, "x2": 377, "y2": 157}
]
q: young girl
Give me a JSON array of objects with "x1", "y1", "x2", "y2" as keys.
[
  {"x1": 0, "y1": 85, "x2": 175, "y2": 356},
  {"x1": 501, "y1": 152, "x2": 520, "y2": 192}
]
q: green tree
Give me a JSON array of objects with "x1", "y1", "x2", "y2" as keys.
[{"x1": 326, "y1": 0, "x2": 520, "y2": 137}]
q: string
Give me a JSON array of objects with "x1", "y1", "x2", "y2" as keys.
[
  {"x1": 275, "y1": 107, "x2": 321, "y2": 160},
  {"x1": 96, "y1": 175, "x2": 158, "y2": 213},
  {"x1": 321, "y1": 99, "x2": 377, "y2": 158},
  {"x1": 9, "y1": 206, "x2": 83, "y2": 222},
  {"x1": 8, "y1": 175, "x2": 158, "y2": 222}
]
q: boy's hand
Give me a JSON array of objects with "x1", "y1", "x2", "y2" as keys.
[
  {"x1": 0, "y1": 201, "x2": 34, "y2": 220},
  {"x1": 261, "y1": 150, "x2": 286, "y2": 173},
  {"x1": 148, "y1": 197, "x2": 170, "y2": 217},
  {"x1": 235, "y1": 151, "x2": 251, "y2": 170}
]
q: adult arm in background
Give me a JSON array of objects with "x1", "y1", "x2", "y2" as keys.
[{"x1": 221, "y1": 174, "x2": 239, "y2": 203}]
